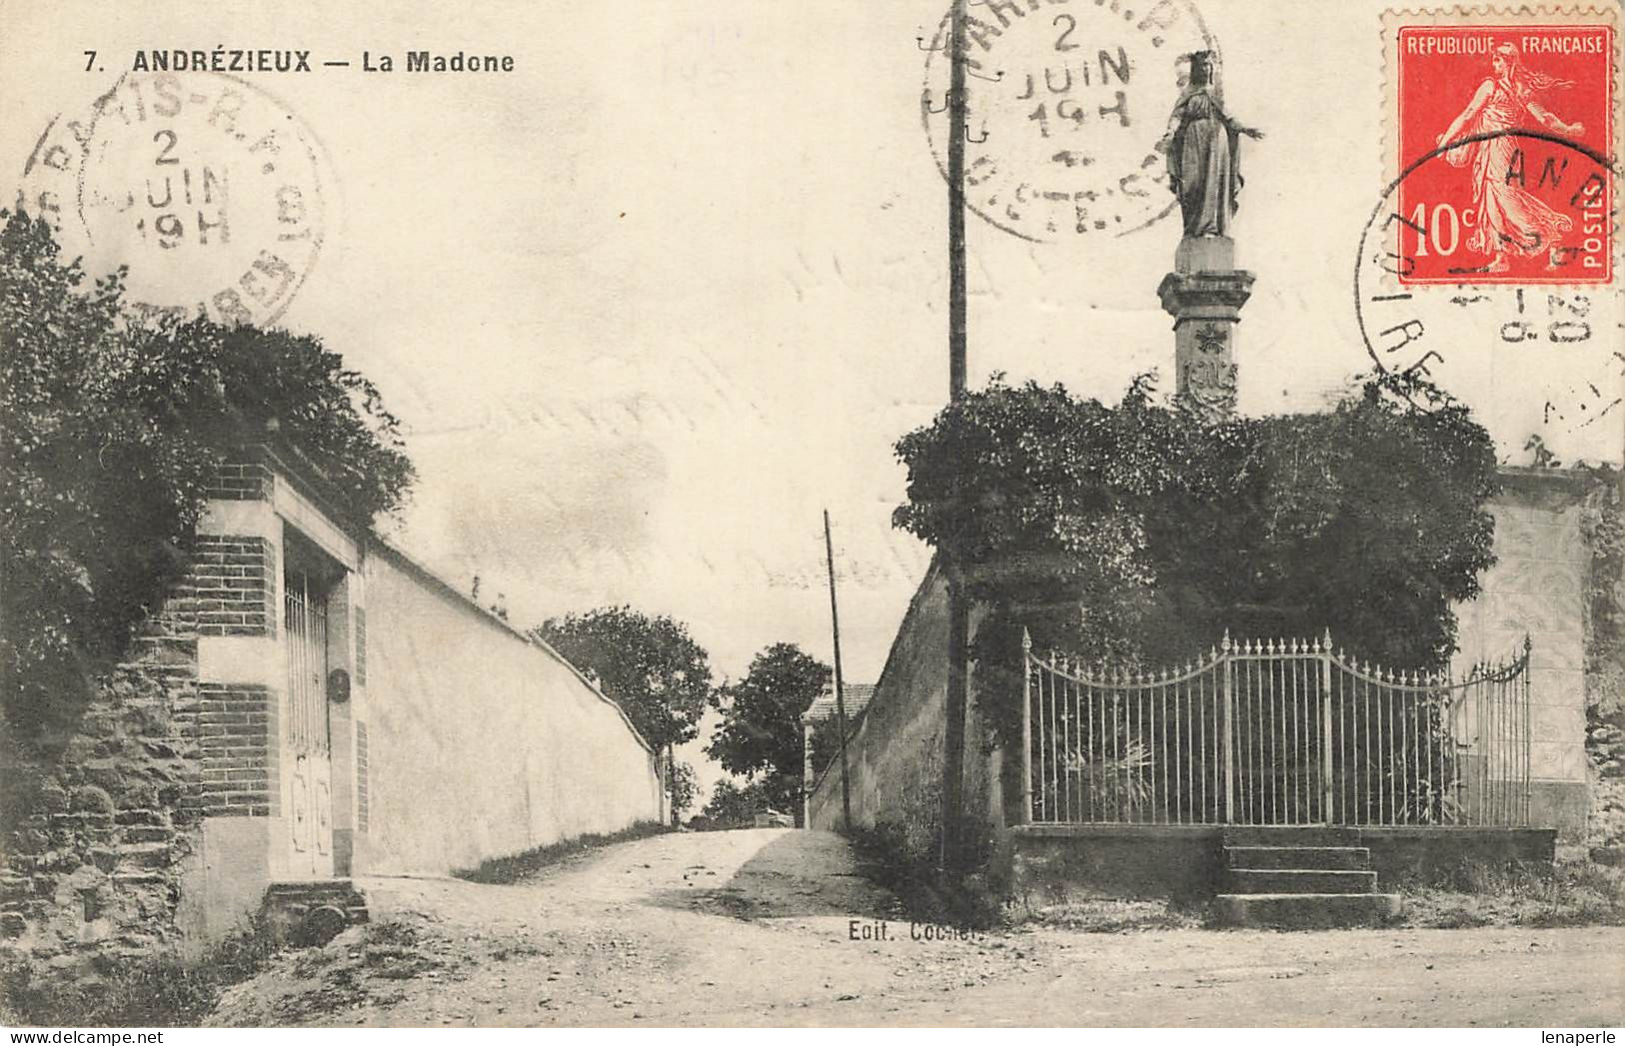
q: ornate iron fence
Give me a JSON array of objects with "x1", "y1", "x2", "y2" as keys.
[{"x1": 1021, "y1": 631, "x2": 1531, "y2": 827}]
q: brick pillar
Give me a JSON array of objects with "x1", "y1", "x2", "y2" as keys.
[{"x1": 177, "y1": 466, "x2": 288, "y2": 942}]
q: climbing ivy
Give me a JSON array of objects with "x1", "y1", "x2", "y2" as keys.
[
  {"x1": 893, "y1": 371, "x2": 1501, "y2": 750},
  {"x1": 1, "y1": 210, "x2": 416, "y2": 739}
]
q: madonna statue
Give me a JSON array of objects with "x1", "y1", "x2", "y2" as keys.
[{"x1": 1158, "y1": 51, "x2": 1264, "y2": 239}]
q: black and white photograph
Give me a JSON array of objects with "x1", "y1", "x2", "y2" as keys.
[{"x1": 1, "y1": 0, "x2": 1622, "y2": 1031}]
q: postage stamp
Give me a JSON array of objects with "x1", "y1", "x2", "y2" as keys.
[
  {"x1": 1383, "y1": 6, "x2": 1618, "y2": 285},
  {"x1": 920, "y1": 0, "x2": 1217, "y2": 243},
  {"x1": 16, "y1": 70, "x2": 329, "y2": 327},
  {"x1": 1360, "y1": 7, "x2": 1622, "y2": 453}
]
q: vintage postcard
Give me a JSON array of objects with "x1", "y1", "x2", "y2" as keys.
[{"x1": 1, "y1": 0, "x2": 1622, "y2": 1033}]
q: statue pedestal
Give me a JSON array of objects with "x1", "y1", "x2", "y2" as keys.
[
  {"x1": 1174, "y1": 234, "x2": 1235, "y2": 275},
  {"x1": 1157, "y1": 237, "x2": 1254, "y2": 421}
]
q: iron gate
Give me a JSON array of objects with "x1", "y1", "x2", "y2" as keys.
[
  {"x1": 1021, "y1": 631, "x2": 1531, "y2": 827},
  {"x1": 284, "y1": 564, "x2": 334, "y2": 874}
]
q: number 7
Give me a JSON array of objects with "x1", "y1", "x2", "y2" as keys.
[{"x1": 83, "y1": 51, "x2": 96, "y2": 71}]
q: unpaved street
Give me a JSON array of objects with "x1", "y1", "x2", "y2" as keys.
[{"x1": 211, "y1": 829, "x2": 1625, "y2": 1027}]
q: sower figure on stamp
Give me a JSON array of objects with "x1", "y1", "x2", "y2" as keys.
[
  {"x1": 1158, "y1": 50, "x2": 1265, "y2": 242},
  {"x1": 1435, "y1": 41, "x2": 1584, "y2": 273}
]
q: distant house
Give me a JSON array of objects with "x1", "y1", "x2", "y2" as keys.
[{"x1": 799, "y1": 683, "x2": 875, "y2": 824}]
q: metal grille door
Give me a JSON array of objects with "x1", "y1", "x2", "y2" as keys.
[
  {"x1": 1022, "y1": 631, "x2": 1532, "y2": 827},
  {"x1": 284, "y1": 565, "x2": 334, "y2": 875}
]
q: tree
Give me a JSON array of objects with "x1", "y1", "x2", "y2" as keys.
[
  {"x1": 893, "y1": 371, "x2": 1500, "y2": 751},
  {"x1": 706, "y1": 642, "x2": 830, "y2": 816},
  {"x1": 533, "y1": 606, "x2": 714, "y2": 823},
  {"x1": 0, "y1": 210, "x2": 415, "y2": 740},
  {"x1": 699, "y1": 776, "x2": 781, "y2": 828}
]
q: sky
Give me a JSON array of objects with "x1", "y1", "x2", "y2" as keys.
[{"x1": 5, "y1": 0, "x2": 1620, "y2": 796}]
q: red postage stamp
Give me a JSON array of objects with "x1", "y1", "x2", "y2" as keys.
[{"x1": 1392, "y1": 16, "x2": 1615, "y2": 284}]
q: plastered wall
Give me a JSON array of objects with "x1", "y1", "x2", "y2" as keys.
[
  {"x1": 1452, "y1": 470, "x2": 1593, "y2": 834},
  {"x1": 356, "y1": 545, "x2": 664, "y2": 875}
]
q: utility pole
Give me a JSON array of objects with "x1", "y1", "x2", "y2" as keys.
[
  {"x1": 941, "y1": 0, "x2": 971, "y2": 871},
  {"x1": 824, "y1": 509, "x2": 853, "y2": 832},
  {"x1": 947, "y1": 0, "x2": 968, "y2": 402}
]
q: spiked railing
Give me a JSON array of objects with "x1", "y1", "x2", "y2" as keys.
[{"x1": 1019, "y1": 630, "x2": 1532, "y2": 827}]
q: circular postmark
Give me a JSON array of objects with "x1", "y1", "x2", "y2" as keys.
[
  {"x1": 921, "y1": 0, "x2": 1216, "y2": 243},
  {"x1": 17, "y1": 71, "x2": 328, "y2": 327},
  {"x1": 1353, "y1": 131, "x2": 1621, "y2": 456}
]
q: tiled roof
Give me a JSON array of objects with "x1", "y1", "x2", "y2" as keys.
[{"x1": 801, "y1": 683, "x2": 876, "y2": 724}]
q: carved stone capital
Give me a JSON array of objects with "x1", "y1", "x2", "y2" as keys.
[{"x1": 1157, "y1": 270, "x2": 1257, "y2": 321}]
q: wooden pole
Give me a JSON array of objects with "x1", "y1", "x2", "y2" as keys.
[
  {"x1": 941, "y1": 0, "x2": 971, "y2": 869},
  {"x1": 947, "y1": 0, "x2": 968, "y2": 402},
  {"x1": 824, "y1": 509, "x2": 853, "y2": 832}
]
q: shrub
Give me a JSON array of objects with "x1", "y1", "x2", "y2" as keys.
[
  {"x1": 892, "y1": 372, "x2": 1499, "y2": 752},
  {"x1": 0, "y1": 916, "x2": 280, "y2": 1027},
  {"x1": 1, "y1": 210, "x2": 414, "y2": 740}
]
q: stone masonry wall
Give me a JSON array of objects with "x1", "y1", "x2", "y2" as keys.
[
  {"x1": 806, "y1": 562, "x2": 1004, "y2": 846},
  {"x1": 0, "y1": 593, "x2": 204, "y2": 971},
  {"x1": 0, "y1": 462, "x2": 275, "y2": 973}
]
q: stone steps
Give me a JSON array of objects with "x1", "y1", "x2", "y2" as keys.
[
  {"x1": 1215, "y1": 828, "x2": 1401, "y2": 929},
  {"x1": 1223, "y1": 825, "x2": 1362, "y2": 846},
  {"x1": 1212, "y1": 891, "x2": 1402, "y2": 929},
  {"x1": 262, "y1": 879, "x2": 369, "y2": 946},
  {"x1": 1226, "y1": 845, "x2": 1370, "y2": 870},
  {"x1": 1226, "y1": 868, "x2": 1377, "y2": 894}
]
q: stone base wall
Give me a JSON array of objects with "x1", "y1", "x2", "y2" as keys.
[
  {"x1": 1012, "y1": 825, "x2": 1224, "y2": 904},
  {"x1": 0, "y1": 604, "x2": 204, "y2": 972},
  {"x1": 0, "y1": 459, "x2": 280, "y2": 973},
  {"x1": 1009, "y1": 824, "x2": 1558, "y2": 904}
]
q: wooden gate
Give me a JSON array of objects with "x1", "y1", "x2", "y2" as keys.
[
  {"x1": 1021, "y1": 631, "x2": 1532, "y2": 827},
  {"x1": 284, "y1": 564, "x2": 334, "y2": 876}
]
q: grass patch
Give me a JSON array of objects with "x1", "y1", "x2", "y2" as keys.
[
  {"x1": 0, "y1": 915, "x2": 281, "y2": 1028},
  {"x1": 453, "y1": 819, "x2": 669, "y2": 884},
  {"x1": 1025, "y1": 897, "x2": 1206, "y2": 933},
  {"x1": 1396, "y1": 855, "x2": 1625, "y2": 929},
  {"x1": 208, "y1": 916, "x2": 464, "y2": 1026}
]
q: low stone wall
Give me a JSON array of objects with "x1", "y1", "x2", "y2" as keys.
[
  {"x1": 1011, "y1": 825, "x2": 1225, "y2": 904},
  {"x1": 0, "y1": 563, "x2": 211, "y2": 969},
  {"x1": 1359, "y1": 826, "x2": 1557, "y2": 883},
  {"x1": 1008, "y1": 824, "x2": 1559, "y2": 903}
]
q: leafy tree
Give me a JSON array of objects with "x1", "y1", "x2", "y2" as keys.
[
  {"x1": 0, "y1": 210, "x2": 414, "y2": 740},
  {"x1": 698, "y1": 776, "x2": 782, "y2": 828},
  {"x1": 706, "y1": 642, "x2": 830, "y2": 816},
  {"x1": 893, "y1": 371, "x2": 1500, "y2": 751},
  {"x1": 534, "y1": 606, "x2": 714, "y2": 820}
]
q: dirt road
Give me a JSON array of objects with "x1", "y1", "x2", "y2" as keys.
[{"x1": 210, "y1": 828, "x2": 1624, "y2": 1027}]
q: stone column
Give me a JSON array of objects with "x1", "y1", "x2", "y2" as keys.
[{"x1": 1156, "y1": 236, "x2": 1255, "y2": 421}]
